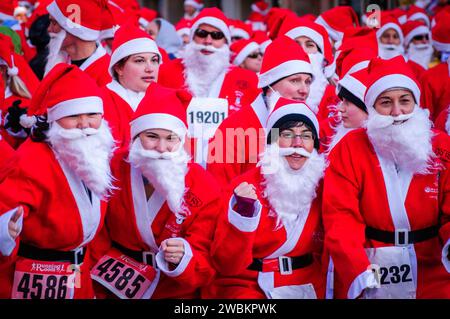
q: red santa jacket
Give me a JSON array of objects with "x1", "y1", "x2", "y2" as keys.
[
  {"x1": 206, "y1": 93, "x2": 267, "y2": 189},
  {"x1": 205, "y1": 167, "x2": 327, "y2": 299},
  {"x1": 90, "y1": 149, "x2": 222, "y2": 298},
  {"x1": 158, "y1": 58, "x2": 259, "y2": 115},
  {"x1": 323, "y1": 128, "x2": 450, "y2": 299},
  {"x1": 0, "y1": 139, "x2": 108, "y2": 298},
  {"x1": 420, "y1": 61, "x2": 450, "y2": 121},
  {"x1": 434, "y1": 108, "x2": 449, "y2": 134},
  {"x1": 0, "y1": 137, "x2": 15, "y2": 182},
  {"x1": 79, "y1": 45, "x2": 112, "y2": 88}
]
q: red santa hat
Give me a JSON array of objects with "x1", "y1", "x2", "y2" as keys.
[
  {"x1": 0, "y1": 34, "x2": 20, "y2": 77},
  {"x1": 431, "y1": 10, "x2": 450, "y2": 52},
  {"x1": 130, "y1": 83, "x2": 191, "y2": 140},
  {"x1": 258, "y1": 36, "x2": 312, "y2": 89},
  {"x1": 266, "y1": 96, "x2": 320, "y2": 149},
  {"x1": 28, "y1": 63, "x2": 103, "y2": 122},
  {"x1": 109, "y1": 23, "x2": 161, "y2": 76},
  {"x1": 315, "y1": 6, "x2": 359, "y2": 42},
  {"x1": 230, "y1": 39, "x2": 260, "y2": 66},
  {"x1": 138, "y1": 7, "x2": 157, "y2": 29},
  {"x1": 376, "y1": 15, "x2": 404, "y2": 44},
  {"x1": 266, "y1": 7, "x2": 296, "y2": 40},
  {"x1": 280, "y1": 17, "x2": 335, "y2": 78},
  {"x1": 190, "y1": 7, "x2": 231, "y2": 44},
  {"x1": 47, "y1": 0, "x2": 107, "y2": 41},
  {"x1": 407, "y1": 5, "x2": 430, "y2": 27},
  {"x1": 184, "y1": 0, "x2": 203, "y2": 10},
  {"x1": 338, "y1": 47, "x2": 377, "y2": 79},
  {"x1": 364, "y1": 56, "x2": 420, "y2": 110},
  {"x1": 337, "y1": 67, "x2": 370, "y2": 112},
  {"x1": 229, "y1": 19, "x2": 253, "y2": 40},
  {"x1": 176, "y1": 19, "x2": 192, "y2": 38},
  {"x1": 0, "y1": 0, "x2": 17, "y2": 21},
  {"x1": 401, "y1": 20, "x2": 430, "y2": 46},
  {"x1": 100, "y1": 4, "x2": 119, "y2": 41},
  {"x1": 251, "y1": 1, "x2": 269, "y2": 16},
  {"x1": 251, "y1": 30, "x2": 271, "y2": 53}
]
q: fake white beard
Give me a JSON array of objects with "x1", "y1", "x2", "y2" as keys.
[
  {"x1": 327, "y1": 121, "x2": 355, "y2": 153},
  {"x1": 366, "y1": 105, "x2": 435, "y2": 174},
  {"x1": 128, "y1": 138, "x2": 191, "y2": 219},
  {"x1": 258, "y1": 143, "x2": 326, "y2": 228},
  {"x1": 306, "y1": 53, "x2": 328, "y2": 113},
  {"x1": 378, "y1": 44, "x2": 404, "y2": 60},
  {"x1": 47, "y1": 120, "x2": 116, "y2": 200},
  {"x1": 407, "y1": 43, "x2": 433, "y2": 69},
  {"x1": 181, "y1": 41, "x2": 231, "y2": 97},
  {"x1": 45, "y1": 30, "x2": 69, "y2": 76}
]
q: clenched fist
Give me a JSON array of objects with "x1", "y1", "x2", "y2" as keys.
[{"x1": 234, "y1": 182, "x2": 257, "y2": 200}]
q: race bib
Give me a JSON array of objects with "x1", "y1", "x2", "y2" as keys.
[
  {"x1": 91, "y1": 248, "x2": 159, "y2": 299},
  {"x1": 364, "y1": 246, "x2": 416, "y2": 299},
  {"x1": 187, "y1": 97, "x2": 228, "y2": 139},
  {"x1": 11, "y1": 257, "x2": 79, "y2": 299},
  {"x1": 268, "y1": 283, "x2": 317, "y2": 299}
]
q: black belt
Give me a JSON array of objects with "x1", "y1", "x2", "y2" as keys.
[
  {"x1": 112, "y1": 241, "x2": 157, "y2": 267},
  {"x1": 247, "y1": 254, "x2": 313, "y2": 274},
  {"x1": 365, "y1": 225, "x2": 439, "y2": 246},
  {"x1": 18, "y1": 242, "x2": 85, "y2": 265}
]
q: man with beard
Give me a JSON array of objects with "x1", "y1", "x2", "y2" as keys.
[
  {"x1": 323, "y1": 56, "x2": 450, "y2": 299},
  {"x1": 207, "y1": 36, "x2": 314, "y2": 189},
  {"x1": 45, "y1": 0, "x2": 112, "y2": 87},
  {"x1": 0, "y1": 63, "x2": 116, "y2": 299},
  {"x1": 402, "y1": 20, "x2": 433, "y2": 79},
  {"x1": 89, "y1": 83, "x2": 222, "y2": 299},
  {"x1": 205, "y1": 96, "x2": 327, "y2": 299},
  {"x1": 158, "y1": 7, "x2": 258, "y2": 114},
  {"x1": 376, "y1": 16, "x2": 405, "y2": 60}
]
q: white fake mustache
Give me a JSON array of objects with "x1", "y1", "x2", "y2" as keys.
[
  {"x1": 140, "y1": 149, "x2": 182, "y2": 160},
  {"x1": 55, "y1": 127, "x2": 99, "y2": 139},
  {"x1": 278, "y1": 147, "x2": 312, "y2": 158}
]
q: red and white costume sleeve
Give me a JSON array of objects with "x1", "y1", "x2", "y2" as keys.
[
  {"x1": 205, "y1": 167, "x2": 327, "y2": 299},
  {"x1": 419, "y1": 61, "x2": 450, "y2": 121},
  {"x1": 158, "y1": 59, "x2": 259, "y2": 115},
  {"x1": 90, "y1": 150, "x2": 222, "y2": 298},
  {"x1": 78, "y1": 45, "x2": 112, "y2": 88},
  {"x1": 0, "y1": 140, "x2": 107, "y2": 298},
  {"x1": 323, "y1": 129, "x2": 450, "y2": 299}
]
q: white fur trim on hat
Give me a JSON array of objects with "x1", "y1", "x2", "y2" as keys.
[
  {"x1": 230, "y1": 27, "x2": 250, "y2": 39},
  {"x1": 260, "y1": 39, "x2": 271, "y2": 53},
  {"x1": 251, "y1": 3, "x2": 269, "y2": 15},
  {"x1": 109, "y1": 38, "x2": 162, "y2": 76},
  {"x1": 345, "y1": 60, "x2": 370, "y2": 77},
  {"x1": 190, "y1": 16, "x2": 231, "y2": 44},
  {"x1": 258, "y1": 60, "x2": 313, "y2": 88},
  {"x1": 233, "y1": 42, "x2": 259, "y2": 66},
  {"x1": 138, "y1": 17, "x2": 150, "y2": 28},
  {"x1": 432, "y1": 39, "x2": 450, "y2": 52},
  {"x1": 408, "y1": 12, "x2": 430, "y2": 27},
  {"x1": 404, "y1": 25, "x2": 429, "y2": 46},
  {"x1": 130, "y1": 113, "x2": 187, "y2": 139},
  {"x1": 177, "y1": 27, "x2": 190, "y2": 37},
  {"x1": 337, "y1": 74, "x2": 366, "y2": 101},
  {"x1": 315, "y1": 15, "x2": 343, "y2": 42},
  {"x1": 266, "y1": 102, "x2": 319, "y2": 138},
  {"x1": 285, "y1": 26, "x2": 324, "y2": 53},
  {"x1": 185, "y1": 0, "x2": 203, "y2": 10},
  {"x1": 47, "y1": 96, "x2": 104, "y2": 122},
  {"x1": 376, "y1": 22, "x2": 404, "y2": 44},
  {"x1": 364, "y1": 74, "x2": 420, "y2": 109},
  {"x1": 47, "y1": 1, "x2": 100, "y2": 41}
]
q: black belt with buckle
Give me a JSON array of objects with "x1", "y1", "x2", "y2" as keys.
[
  {"x1": 17, "y1": 242, "x2": 85, "y2": 265},
  {"x1": 365, "y1": 225, "x2": 439, "y2": 246},
  {"x1": 111, "y1": 241, "x2": 157, "y2": 267},
  {"x1": 247, "y1": 253, "x2": 313, "y2": 274}
]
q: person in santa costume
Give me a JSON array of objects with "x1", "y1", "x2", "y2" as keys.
[
  {"x1": 158, "y1": 7, "x2": 258, "y2": 114},
  {"x1": 45, "y1": 0, "x2": 112, "y2": 87},
  {"x1": 205, "y1": 96, "x2": 327, "y2": 299},
  {"x1": 376, "y1": 15, "x2": 405, "y2": 60},
  {"x1": 0, "y1": 63, "x2": 116, "y2": 299},
  {"x1": 229, "y1": 19, "x2": 253, "y2": 43},
  {"x1": 183, "y1": 0, "x2": 203, "y2": 21},
  {"x1": 0, "y1": 33, "x2": 39, "y2": 149},
  {"x1": 419, "y1": 10, "x2": 450, "y2": 121},
  {"x1": 230, "y1": 39, "x2": 262, "y2": 73},
  {"x1": 206, "y1": 36, "x2": 314, "y2": 189},
  {"x1": 102, "y1": 23, "x2": 161, "y2": 149},
  {"x1": 402, "y1": 20, "x2": 432, "y2": 79},
  {"x1": 323, "y1": 55, "x2": 450, "y2": 299},
  {"x1": 89, "y1": 82, "x2": 222, "y2": 299},
  {"x1": 245, "y1": 0, "x2": 269, "y2": 32}
]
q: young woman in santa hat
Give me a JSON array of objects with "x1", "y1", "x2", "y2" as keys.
[
  {"x1": 323, "y1": 55, "x2": 450, "y2": 299},
  {"x1": 0, "y1": 63, "x2": 116, "y2": 299},
  {"x1": 230, "y1": 39, "x2": 263, "y2": 73},
  {"x1": 89, "y1": 82, "x2": 222, "y2": 299},
  {"x1": 205, "y1": 96, "x2": 327, "y2": 299},
  {"x1": 103, "y1": 23, "x2": 162, "y2": 149},
  {"x1": 376, "y1": 15, "x2": 405, "y2": 60}
]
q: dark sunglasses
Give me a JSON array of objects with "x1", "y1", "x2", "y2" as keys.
[
  {"x1": 412, "y1": 34, "x2": 429, "y2": 41},
  {"x1": 194, "y1": 28, "x2": 225, "y2": 40},
  {"x1": 247, "y1": 52, "x2": 263, "y2": 59}
]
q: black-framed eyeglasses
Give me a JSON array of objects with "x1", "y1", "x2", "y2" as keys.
[
  {"x1": 412, "y1": 34, "x2": 429, "y2": 41},
  {"x1": 279, "y1": 131, "x2": 314, "y2": 143},
  {"x1": 247, "y1": 51, "x2": 263, "y2": 59},
  {"x1": 194, "y1": 28, "x2": 225, "y2": 40}
]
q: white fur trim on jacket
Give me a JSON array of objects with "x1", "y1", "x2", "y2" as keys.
[
  {"x1": 156, "y1": 237, "x2": 193, "y2": 277},
  {"x1": 0, "y1": 207, "x2": 23, "y2": 256},
  {"x1": 347, "y1": 269, "x2": 379, "y2": 299},
  {"x1": 228, "y1": 195, "x2": 262, "y2": 232}
]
